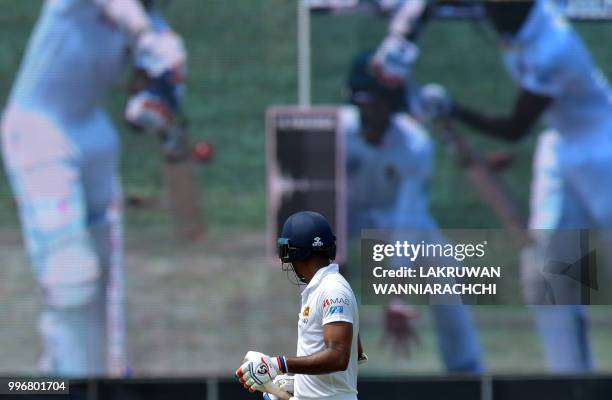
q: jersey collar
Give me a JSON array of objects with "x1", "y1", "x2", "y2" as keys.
[{"x1": 301, "y1": 263, "x2": 339, "y2": 297}]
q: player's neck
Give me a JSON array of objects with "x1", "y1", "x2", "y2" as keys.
[{"x1": 299, "y1": 258, "x2": 331, "y2": 284}]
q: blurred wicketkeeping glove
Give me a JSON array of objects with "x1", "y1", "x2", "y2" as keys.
[
  {"x1": 372, "y1": 35, "x2": 419, "y2": 87},
  {"x1": 236, "y1": 351, "x2": 287, "y2": 393},
  {"x1": 262, "y1": 374, "x2": 295, "y2": 400},
  {"x1": 413, "y1": 83, "x2": 454, "y2": 123}
]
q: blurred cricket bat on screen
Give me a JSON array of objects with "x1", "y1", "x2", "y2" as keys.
[
  {"x1": 126, "y1": 67, "x2": 206, "y2": 241},
  {"x1": 438, "y1": 122, "x2": 529, "y2": 245},
  {"x1": 160, "y1": 117, "x2": 205, "y2": 240}
]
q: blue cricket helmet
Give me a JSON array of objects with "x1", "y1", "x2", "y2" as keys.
[
  {"x1": 278, "y1": 211, "x2": 336, "y2": 263},
  {"x1": 347, "y1": 51, "x2": 405, "y2": 111}
]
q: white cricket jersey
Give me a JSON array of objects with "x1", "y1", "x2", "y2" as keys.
[
  {"x1": 295, "y1": 264, "x2": 359, "y2": 400},
  {"x1": 346, "y1": 109, "x2": 436, "y2": 233},
  {"x1": 8, "y1": 0, "x2": 128, "y2": 124},
  {"x1": 501, "y1": 0, "x2": 612, "y2": 138}
]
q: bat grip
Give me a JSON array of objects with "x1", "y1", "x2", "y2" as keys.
[
  {"x1": 161, "y1": 119, "x2": 190, "y2": 163},
  {"x1": 263, "y1": 382, "x2": 292, "y2": 400}
]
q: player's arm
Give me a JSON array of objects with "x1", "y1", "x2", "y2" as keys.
[
  {"x1": 285, "y1": 321, "x2": 353, "y2": 374},
  {"x1": 371, "y1": 0, "x2": 429, "y2": 87},
  {"x1": 89, "y1": 1, "x2": 187, "y2": 136},
  {"x1": 451, "y1": 89, "x2": 552, "y2": 142},
  {"x1": 93, "y1": 0, "x2": 185, "y2": 76},
  {"x1": 93, "y1": 0, "x2": 151, "y2": 38},
  {"x1": 387, "y1": 0, "x2": 429, "y2": 41},
  {"x1": 446, "y1": 51, "x2": 562, "y2": 142}
]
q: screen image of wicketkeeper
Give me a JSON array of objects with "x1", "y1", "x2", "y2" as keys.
[
  {"x1": 421, "y1": 0, "x2": 612, "y2": 372},
  {"x1": 236, "y1": 211, "x2": 366, "y2": 400},
  {"x1": 352, "y1": 0, "x2": 486, "y2": 373},
  {"x1": 343, "y1": 51, "x2": 484, "y2": 373},
  {"x1": 1, "y1": 0, "x2": 186, "y2": 377}
]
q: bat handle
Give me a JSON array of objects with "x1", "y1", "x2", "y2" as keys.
[{"x1": 263, "y1": 382, "x2": 292, "y2": 400}]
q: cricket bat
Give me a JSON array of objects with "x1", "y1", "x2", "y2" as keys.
[
  {"x1": 160, "y1": 117, "x2": 206, "y2": 241},
  {"x1": 438, "y1": 122, "x2": 529, "y2": 245},
  {"x1": 126, "y1": 66, "x2": 206, "y2": 241},
  {"x1": 262, "y1": 382, "x2": 293, "y2": 400}
]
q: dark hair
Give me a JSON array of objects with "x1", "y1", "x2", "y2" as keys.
[{"x1": 484, "y1": 1, "x2": 535, "y2": 35}]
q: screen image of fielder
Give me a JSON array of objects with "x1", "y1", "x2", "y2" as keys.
[{"x1": 266, "y1": 106, "x2": 348, "y2": 264}]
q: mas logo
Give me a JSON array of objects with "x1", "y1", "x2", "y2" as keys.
[{"x1": 322, "y1": 297, "x2": 349, "y2": 308}]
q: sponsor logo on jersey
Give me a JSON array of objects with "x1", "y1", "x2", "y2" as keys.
[
  {"x1": 322, "y1": 297, "x2": 350, "y2": 308},
  {"x1": 329, "y1": 306, "x2": 344, "y2": 315},
  {"x1": 303, "y1": 306, "x2": 310, "y2": 317}
]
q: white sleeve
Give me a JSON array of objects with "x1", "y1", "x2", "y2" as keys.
[
  {"x1": 320, "y1": 285, "x2": 354, "y2": 326},
  {"x1": 520, "y1": 58, "x2": 565, "y2": 98},
  {"x1": 388, "y1": 0, "x2": 427, "y2": 37},
  {"x1": 509, "y1": 32, "x2": 569, "y2": 98},
  {"x1": 93, "y1": 0, "x2": 151, "y2": 38}
]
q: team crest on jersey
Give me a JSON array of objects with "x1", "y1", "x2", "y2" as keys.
[{"x1": 300, "y1": 306, "x2": 310, "y2": 324}]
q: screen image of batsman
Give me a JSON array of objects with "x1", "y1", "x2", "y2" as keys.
[
  {"x1": 1, "y1": 0, "x2": 186, "y2": 377},
  {"x1": 236, "y1": 211, "x2": 365, "y2": 400}
]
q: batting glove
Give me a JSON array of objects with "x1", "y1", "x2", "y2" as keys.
[
  {"x1": 125, "y1": 70, "x2": 185, "y2": 133},
  {"x1": 372, "y1": 35, "x2": 419, "y2": 88},
  {"x1": 413, "y1": 83, "x2": 454, "y2": 123},
  {"x1": 136, "y1": 30, "x2": 187, "y2": 78},
  {"x1": 235, "y1": 352, "x2": 287, "y2": 392}
]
